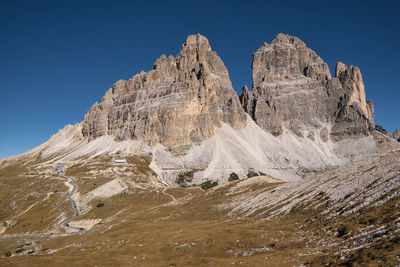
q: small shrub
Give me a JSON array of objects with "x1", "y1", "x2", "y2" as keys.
[
  {"x1": 4, "y1": 251, "x2": 12, "y2": 257},
  {"x1": 96, "y1": 202, "x2": 104, "y2": 207},
  {"x1": 27, "y1": 250, "x2": 35, "y2": 254},
  {"x1": 228, "y1": 172, "x2": 239, "y2": 182},
  {"x1": 42, "y1": 248, "x2": 49, "y2": 252},
  {"x1": 318, "y1": 191, "x2": 325, "y2": 196},
  {"x1": 15, "y1": 248, "x2": 24, "y2": 254},
  {"x1": 200, "y1": 180, "x2": 218, "y2": 190},
  {"x1": 247, "y1": 170, "x2": 259, "y2": 178},
  {"x1": 176, "y1": 171, "x2": 195, "y2": 188}
]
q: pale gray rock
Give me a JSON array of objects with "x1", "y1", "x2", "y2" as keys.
[
  {"x1": 240, "y1": 33, "x2": 374, "y2": 140},
  {"x1": 241, "y1": 34, "x2": 331, "y2": 136},
  {"x1": 330, "y1": 63, "x2": 375, "y2": 139},
  {"x1": 82, "y1": 34, "x2": 247, "y2": 154},
  {"x1": 335, "y1": 62, "x2": 347, "y2": 77}
]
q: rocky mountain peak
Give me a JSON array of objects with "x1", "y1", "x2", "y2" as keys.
[
  {"x1": 181, "y1": 33, "x2": 212, "y2": 52},
  {"x1": 242, "y1": 33, "x2": 374, "y2": 139},
  {"x1": 335, "y1": 62, "x2": 347, "y2": 77},
  {"x1": 271, "y1": 33, "x2": 307, "y2": 47},
  {"x1": 252, "y1": 33, "x2": 331, "y2": 87},
  {"x1": 335, "y1": 64, "x2": 373, "y2": 121},
  {"x1": 243, "y1": 34, "x2": 333, "y2": 136},
  {"x1": 81, "y1": 32, "x2": 376, "y2": 157},
  {"x1": 82, "y1": 34, "x2": 246, "y2": 154}
]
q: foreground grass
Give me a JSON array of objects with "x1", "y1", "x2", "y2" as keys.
[{"x1": 1, "y1": 162, "x2": 399, "y2": 266}]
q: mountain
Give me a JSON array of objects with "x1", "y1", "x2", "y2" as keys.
[
  {"x1": 1, "y1": 33, "x2": 400, "y2": 266},
  {"x1": 81, "y1": 34, "x2": 247, "y2": 155},
  {"x1": 240, "y1": 33, "x2": 374, "y2": 139},
  {"x1": 1, "y1": 34, "x2": 385, "y2": 186}
]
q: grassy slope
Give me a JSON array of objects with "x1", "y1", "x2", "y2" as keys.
[{"x1": 0, "y1": 156, "x2": 399, "y2": 266}]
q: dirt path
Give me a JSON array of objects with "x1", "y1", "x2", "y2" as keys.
[
  {"x1": 61, "y1": 175, "x2": 86, "y2": 233},
  {"x1": 161, "y1": 188, "x2": 176, "y2": 201}
]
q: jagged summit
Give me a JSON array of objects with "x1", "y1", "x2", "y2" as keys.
[
  {"x1": 82, "y1": 34, "x2": 246, "y2": 154},
  {"x1": 3, "y1": 33, "x2": 390, "y2": 186},
  {"x1": 272, "y1": 33, "x2": 307, "y2": 47},
  {"x1": 256, "y1": 33, "x2": 307, "y2": 54},
  {"x1": 241, "y1": 33, "x2": 374, "y2": 138},
  {"x1": 180, "y1": 33, "x2": 212, "y2": 52},
  {"x1": 72, "y1": 33, "x2": 381, "y2": 185}
]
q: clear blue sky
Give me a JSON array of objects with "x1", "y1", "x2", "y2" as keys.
[{"x1": 0, "y1": 0, "x2": 399, "y2": 159}]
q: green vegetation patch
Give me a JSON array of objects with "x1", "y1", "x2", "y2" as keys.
[
  {"x1": 200, "y1": 180, "x2": 218, "y2": 190},
  {"x1": 15, "y1": 248, "x2": 24, "y2": 254},
  {"x1": 176, "y1": 171, "x2": 195, "y2": 188},
  {"x1": 228, "y1": 172, "x2": 239, "y2": 182},
  {"x1": 247, "y1": 170, "x2": 266, "y2": 178}
]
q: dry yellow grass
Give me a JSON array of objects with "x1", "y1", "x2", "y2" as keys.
[{"x1": 1, "y1": 158, "x2": 399, "y2": 267}]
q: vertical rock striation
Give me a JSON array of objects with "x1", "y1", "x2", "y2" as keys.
[
  {"x1": 82, "y1": 34, "x2": 247, "y2": 154},
  {"x1": 330, "y1": 62, "x2": 375, "y2": 139},
  {"x1": 241, "y1": 33, "x2": 374, "y2": 140}
]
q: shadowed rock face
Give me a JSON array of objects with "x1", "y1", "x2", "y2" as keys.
[
  {"x1": 241, "y1": 33, "x2": 374, "y2": 139},
  {"x1": 328, "y1": 62, "x2": 375, "y2": 139},
  {"x1": 82, "y1": 34, "x2": 247, "y2": 154}
]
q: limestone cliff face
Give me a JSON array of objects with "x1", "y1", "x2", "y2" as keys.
[
  {"x1": 82, "y1": 33, "x2": 375, "y2": 156},
  {"x1": 241, "y1": 33, "x2": 374, "y2": 139},
  {"x1": 82, "y1": 34, "x2": 247, "y2": 154},
  {"x1": 329, "y1": 63, "x2": 375, "y2": 139},
  {"x1": 241, "y1": 34, "x2": 331, "y2": 136}
]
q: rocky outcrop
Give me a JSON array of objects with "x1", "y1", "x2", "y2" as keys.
[
  {"x1": 330, "y1": 63, "x2": 374, "y2": 139},
  {"x1": 5, "y1": 33, "x2": 391, "y2": 187},
  {"x1": 375, "y1": 128, "x2": 400, "y2": 142},
  {"x1": 83, "y1": 33, "x2": 375, "y2": 151},
  {"x1": 241, "y1": 34, "x2": 330, "y2": 136},
  {"x1": 240, "y1": 33, "x2": 374, "y2": 140},
  {"x1": 393, "y1": 129, "x2": 400, "y2": 141},
  {"x1": 82, "y1": 34, "x2": 247, "y2": 154},
  {"x1": 375, "y1": 125, "x2": 393, "y2": 138}
]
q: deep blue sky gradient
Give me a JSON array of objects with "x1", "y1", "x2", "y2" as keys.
[{"x1": 1, "y1": 0, "x2": 399, "y2": 159}]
